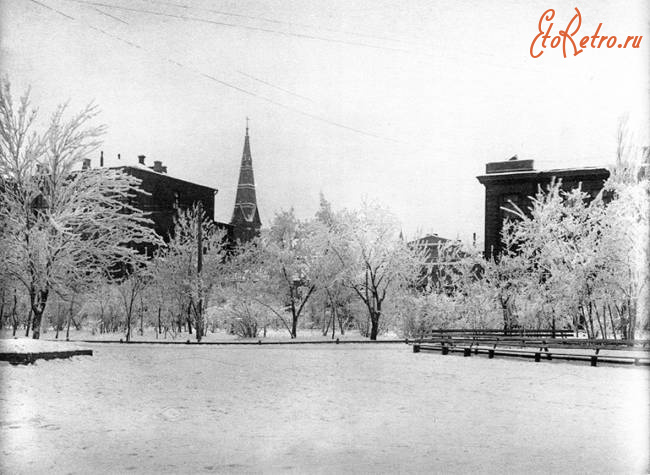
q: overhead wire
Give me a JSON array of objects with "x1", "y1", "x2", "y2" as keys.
[
  {"x1": 65, "y1": 0, "x2": 541, "y2": 75},
  {"x1": 91, "y1": 6, "x2": 128, "y2": 24},
  {"x1": 140, "y1": 0, "x2": 411, "y2": 45},
  {"x1": 140, "y1": 0, "x2": 539, "y2": 74},
  {"x1": 28, "y1": 0, "x2": 402, "y2": 143},
  {"x1": 236, "y1": 71, "x2": 314, "y2": 103},
  {"x1": 64, "y1": 0, "x2": 410, "y2": 53}
]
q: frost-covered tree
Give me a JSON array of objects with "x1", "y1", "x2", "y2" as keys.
[
  {"x1": 115, "y1": 266, "x2": 150, "y2": 342},
  {"x1": 336, "y1": 203, "x2": 424, "y2": 340},
  {"x1": 0, "y1": 79, "x2": 160, "y2": 338},
  {"x1": 310, "y1": 197, "x2": 356, "y2": 338},
  {"x1": 248, "y1": 210, "x2": 321, "y2": 338},
  {"x1": 151, "y1": 204, "x2": 228, "y2": 342},
  {"x1": 502, "y1": 178, "x2": 648, "y2": 339}
]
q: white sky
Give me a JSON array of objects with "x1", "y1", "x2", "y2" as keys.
[{"x1": 1, "y1": 0, "x2": 648, "y2": 243}]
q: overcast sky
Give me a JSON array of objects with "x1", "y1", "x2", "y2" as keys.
[{"x1": 2, "y1": 0, "x2": 648, "y2": 243}]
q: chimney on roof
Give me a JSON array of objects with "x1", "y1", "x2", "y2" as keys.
[
  {"x1": 82, "y1": 158, "x2": 91, "y2": 170},
  {"x1": 138, "y1": 154, "x2": 146, "y2": 165},
  {"x1": 151, "y1": 160, "x2": 166, "y2": 173},
  {"x1": 100, "y1": 151, "x2": 104, "y2": 167},
  {"x1": 486, "y1": 157, "x2": 534, "y2": 174}
]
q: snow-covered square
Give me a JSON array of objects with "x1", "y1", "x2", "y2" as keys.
[{"x1": 1, "y1": 344, "x2": 648, "y2": 474}]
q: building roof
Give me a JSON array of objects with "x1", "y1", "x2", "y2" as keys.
[
  {"x1": 409, "y1": 234, "x2": 450, "y2": 246},
  {"x1": 477, "y1": 164, "x2": 610, "y2": 185},
  {"x1": 111, "y1": 164, "x2": 218, "y2": 193}
]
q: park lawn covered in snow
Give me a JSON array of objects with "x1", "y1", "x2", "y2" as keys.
[{"x1": 1, "y1": 344, "x2": 648, "y2": 474}]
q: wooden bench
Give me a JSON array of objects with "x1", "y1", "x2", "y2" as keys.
[
  {"x1": 0, "y1": 349, "x2": 93, "y2": 365},
  {"x1": 413, "y1": 343, "x2": 650, "y2": 367}
]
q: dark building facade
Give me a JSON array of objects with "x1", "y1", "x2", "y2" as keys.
[
  {"x1": 230, "y1": 124, "x2": 262, "y2": 243},
  {"x1": 111, "y1": 155, "x2": 232, "y2": 244},
  {"x1": 477, "y1": 157, "x2": 610, "y2": 259}
]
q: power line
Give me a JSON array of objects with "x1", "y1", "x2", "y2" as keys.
[
  {"x1": 237, "y1": 71, "x2": 314, "y2": 103},
  {"x1": 91, "y1": 6, "x2": 128, "y2": 24},
  {"x1": 141, "y1": 0, "x2": 411, "y2": 46},
  {"x1": 139, "y1": 0, "x2": 539, "y2": 74},
  {"x1": 29, "y1": 0, "x2": 74, "y2": 19},
  {"x1": 65, "y1": 0, "x2": 410, "y2": 53},
  {"x1": 28, "y1": 0, "x2": 401, "y2": 143},
  {"x1": 65, "y1": 0, "x2": 541, "y2": 75}
]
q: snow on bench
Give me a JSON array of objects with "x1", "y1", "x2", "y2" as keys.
[{"x1": 0, "y1": 338, "x2": 93, "y2": 365}]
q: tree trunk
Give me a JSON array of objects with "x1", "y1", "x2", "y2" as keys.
[
  {"x1": 323, "y1": 308, "x2": 331, "y2": 336},
  {"x1": 195, "y1": 299, "x2": 203, "y2": 343},
  {"x1": 31, "y1": 308, "x2": 44, "y2": 339},
  {"x1": 30, "y1": 289, "x2": 48, "y2": 339},
  {"x1": 607, "y1": 304, "x2": 617, "y2": 340},
  {"x1": 291, "y1": 314, "x2": 298, "y2": 339},
  {"x1": 328, "y1": 293, "x2": 336, "y2": 340},
  {"x1": 368, "y1": 298, "x2": 382, "y2": 341},
  {"x1": 66, "y1": 313, "x2": 71, "y2": 341},
  {"x1": 157, "y1": 307, "x2": 162, "y2": 339},
  {"x1": 500, "y1": 295, "x2": 511, "y2": 335},
  {"x1": 125, "y1": 314, "x2": 131, "y2": 342},
  {"x1": 25, "y1": 308, "x2": 33, "y2": 337},
  {"x1": 627, "y1": 297, "x2": 635, "y2": 341},
  {"x1": 66, "y1": 299, "x2": 74, "y2": 341},
  {"x1": 551, "y1": 313, "x2": 556, "y2": 339},
  {"x1": 0, "y1": 288, "x2": 5, "y2": 330},
  {"x1": 11, "y1": 291, "x2": 18, "y2": 337},
  {"x1": 369, "y1": 310, "x2": 380, "y2": 340}
]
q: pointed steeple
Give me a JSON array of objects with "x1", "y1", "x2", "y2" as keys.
[{"x1": 231, "y1": 120, "x2": 262, "y2": 243}]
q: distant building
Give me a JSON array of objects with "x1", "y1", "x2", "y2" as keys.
[
  {"x1": 476, "y1": 157, "x2": 610, "y2": 259},
  {"x1": 410, "y1": 233, "x2": 450, "y2": 262},
  {"x1": 409, "y1": 233, "x2": 455, "y2": 290},
  {"x1": 230, "y1": 123, "x2": 262, "y2": 243}
]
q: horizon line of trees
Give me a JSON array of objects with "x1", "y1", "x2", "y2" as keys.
[{"x1": 1, "y1": 80, "x2": 648, "y2": 342}]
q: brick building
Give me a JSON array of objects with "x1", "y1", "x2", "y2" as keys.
[
  {"x1": 101, "y1": 154, "x2": 232, "y2": 246},
  {"x1": 476, "y1": 157, "x2": 609, "y2": 259}
]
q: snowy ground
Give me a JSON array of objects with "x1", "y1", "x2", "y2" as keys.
[{"x1": 1, "y1": 344, "x2": 648, "y2": 474}]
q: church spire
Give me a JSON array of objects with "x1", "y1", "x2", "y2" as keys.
[{"x1": 230, "y1": 120, "x2": 261, "y2": 243}]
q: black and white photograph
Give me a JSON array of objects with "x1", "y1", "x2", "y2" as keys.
[{"x1": 1, "y1": 0, "x2": 648, "y2": 473}]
